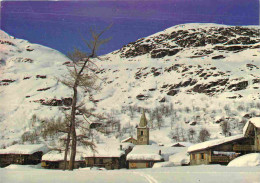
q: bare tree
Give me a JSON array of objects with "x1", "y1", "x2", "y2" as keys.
[
  {"x1": 148, "y1": 111, "x2": 154, "y2": 129},
  {"x1": 173, "y1": 126, "x2": 180, "y2": 142},
  {"x1": 155, "y1": 108, "x2": 163, "y2": 130},
  {"x1": 188, "y1": 128, "x2": 196, "y2": 142},
  {"x1": 170, "y1": 112, "x2": 177, "y2": 130},
  {"x1": 59, "y1": 26, "x2": 111, "y2": 170},
  {"x1": 221, "y1": 121, "x2": 231, "y2": 137},
  {"x1": 198, "y1": 128, "x2": 210, "y2": 142},
  {"x1": 179, "y1": 127, "x2": 186, "y2": 141}
]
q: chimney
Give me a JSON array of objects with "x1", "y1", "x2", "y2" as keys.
[
  {"x1": 159, "y1": 150, "x2": 161, "y2": 155},
  {"x1": 120, "y1": 145, "x2": 123, "y2": 150}
]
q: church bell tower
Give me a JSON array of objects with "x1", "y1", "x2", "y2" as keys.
[{"x1": 137, "y1": 110, "x2": 149, "y2": 145}]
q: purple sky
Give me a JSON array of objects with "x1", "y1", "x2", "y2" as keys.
[{"x1": 1, "y1": 0, "x2": 259, "y2": 55}]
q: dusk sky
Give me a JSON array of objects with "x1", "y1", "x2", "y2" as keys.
[{"x1": 1, "y1": 0, "x2": 259, "y2": 55}]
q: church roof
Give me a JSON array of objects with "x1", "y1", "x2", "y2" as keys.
[{"x1": 139, "y1": 110, "x2": 148, "y2": 127}]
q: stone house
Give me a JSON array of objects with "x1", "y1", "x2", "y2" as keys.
[
  {"x1": 0, "y1": 144, "x2": 49, "y2": 167},
  {"x1": 127, "y1": 144, "x2": 184, "y2": 169},
  {"x1": 127, "y1": 145, "x2": 164, "y2": 169},
  {"x1": 188, "y1": 135, "x2": 247, "y2": 165}
]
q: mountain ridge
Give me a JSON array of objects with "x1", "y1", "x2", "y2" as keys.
[{"x1": 0, "y1": 23, "x2": 259, "y2": 147}]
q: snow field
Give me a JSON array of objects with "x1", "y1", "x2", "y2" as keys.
[{"x1": 1, "y1": 165, "x2": 260, "y2": 183}]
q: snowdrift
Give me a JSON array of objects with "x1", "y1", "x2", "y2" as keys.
[{"x1": 228, "y1": 153, "x2": 260, "y2": 167}]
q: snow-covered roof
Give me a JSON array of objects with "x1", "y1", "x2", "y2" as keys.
[
  {"x1": 169, "y1": 147, "x2": 190, "y2": 165},
  {"x1": 249, "y1": 117, "x2": 260, "y2": 128},
  {"x1": 42, "y1": 150, "x2": 84, "y2": 162},
  {"x1": 121, "y1": 137, "x2": 136, "y2": 143},
  {"x1": 127, "y1": 145, "x2": 162, "y2": 161},
  {"x1": 243, "y1": 117, "x2": 260, "y2": 135},
  {"x1": 188, "y1": 134, "x2": 245, "y2": 153},
  {"x1": 0, "y1": 144, "x2": 49, "y2": 155},
  {"x1": 43, "y1": 143, "x2": 134, "y2": 161},
  {"x1": 127, "y1": 144, "x2": 184, "y2": 161},
  {"x1": 243, "y1": 121, "x2": 250, "y2": 135},
  {"x1": 83, "y1": 143, "x2": 133, "y2": 158}
]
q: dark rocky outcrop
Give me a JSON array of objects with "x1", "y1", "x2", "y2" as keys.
[
  {"x1": 136, "y1": 94, "x2": 149, "y2": 100},
  {"x1": 226, "y1": 45, "x2": 250, "y2": 51},
  {"x1": 151, "y1": 49, "x2": 179, "y2": 58},
  {"x1": 159, "y1": 97, "x2": 166, "y2": 103},
  {"x1": 118, "y1": 25, "x2": 259, "y2": 59},
  {"x1": 191, "y1": 79, "x2": 229, "y2": 94},
  {"x1": 227, "y1": 81, "x2": 248, "y2": 91},
  {"x1": 36, "y1": 75, "x2": 47, "y2": 79},
  {"x1": 26, "y1": 46, "x2": 34, "y2": 52},
  {"x1": 37, "y1": 87, "x2": 51, "y2": 91},
  {"x1": 253, "y1": 79, "x2": 260, "y2": 84},
  {"x1": 212, "y1": 55, "x2": 225, "y2": 59},
  {"x1": 167, "y1": 89, "x2": 178, "y2": 96},
  {"x1": 247, "y1": 64, "x2": 259, "y2": 70},
  {"x1": 0, "y1": 40, "x2": 15, "y2": 46},
  {"x1": 0, "y1": 79, "x2": 16, "y2": 86},
  {"x1": 33, "y1": 97, "x2": 73, "y2": 106},
  {"x1": 62, "y1": 98, "x2": 73, "y2": 106}
]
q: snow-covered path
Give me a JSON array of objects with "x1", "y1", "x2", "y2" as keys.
[
  {"x1": 1, "y1": 165, "x2": 260, "y2": 183},
  {"x1": 134, "y1": 171, "x2": 158, "y2": 183}
]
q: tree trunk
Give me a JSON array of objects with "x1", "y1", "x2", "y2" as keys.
[
  {"x1": 63, "y1": 127, "x2": 71, "y2": 170},
  {"x1": 69, "y1": 84, "x2": 78, "y2": 170}
]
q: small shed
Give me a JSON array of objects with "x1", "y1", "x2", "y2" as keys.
[
  {"x1": 41, "y1": 150, "x2": 85, "y2": 169},
  {"x1": 0, "y1": 144, "x2": 49, "y2": 167},
  {"x1": 121, "y1": 137, "x2": 137, "y2": 145},
  {"x1": 84, "y1": 143, "x2": 134, "y2": 170}
]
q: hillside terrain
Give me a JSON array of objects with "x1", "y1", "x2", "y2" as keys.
[{"x1": 0, "y1": 23, "x2": 259, "y2": 148}]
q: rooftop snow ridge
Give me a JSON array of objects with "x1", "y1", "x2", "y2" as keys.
[
  {"x1": 187, "y1": 134, "x2": 245, "y2": 153},
  {"x1": 249, "y1": 117, "x2": 260, "y2": 128},
  {"x1": 0, "y1": 144, "x2": 49, "y2": 155}
]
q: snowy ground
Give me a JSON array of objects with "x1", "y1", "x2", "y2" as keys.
[{"x1": 1, "y1": 165, "x2": 260, "y2": 183}]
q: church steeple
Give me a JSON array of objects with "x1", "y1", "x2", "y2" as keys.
[
  {"x1": 139, "y1": 110, "x2": 148, "y2": 127},
  {"x1": 137, "y1": 109, "x2": 149, "y2": 145}
]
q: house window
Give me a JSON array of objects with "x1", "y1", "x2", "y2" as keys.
[
  {"x1": 200, "y1": 153, "x2": 204, "y2": 160},
  {"x1": 192, "y1": 154, "x2": 196, "y2": 160},
  {"x1": 141, "y1": 131, "x2": 143, "y2": 136},
  {"x1": 99, "y1": 159, "x2": 103, "y2": 164}
]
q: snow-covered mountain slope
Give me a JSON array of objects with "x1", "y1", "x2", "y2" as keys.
[
  {"x1": 0, "y1": 30, "x2": 75, "y2": 146},
  {"x1": 93, "y1": 23, "x2": 260, "y2": 141},
  {"x1": 0, "y1": 23, "x2": 260, "y2": 147}
]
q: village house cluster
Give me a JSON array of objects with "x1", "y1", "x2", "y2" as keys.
[{"x1": 0, "y1": 112, "x2": 260, "y2": 169}]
